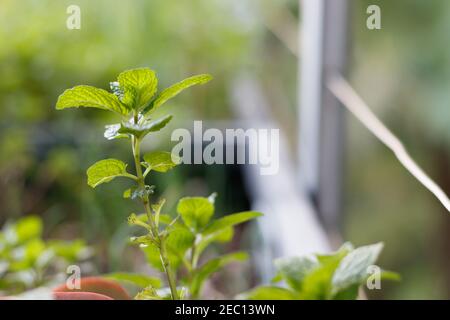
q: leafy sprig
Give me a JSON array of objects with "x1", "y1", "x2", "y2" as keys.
[{"x1": 56, "y1": 68, "x2": 260, "y2": 300}]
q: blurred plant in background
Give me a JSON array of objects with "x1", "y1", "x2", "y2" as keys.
[
  {"x1": 243, "y1": 242, "x2": 398, "y2": 300},
  {"x1": 0, "y1": 216, "x2": 92, "y2": 295}
]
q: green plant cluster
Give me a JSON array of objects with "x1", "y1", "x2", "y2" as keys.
[
  {"x1": 244, "y1": 242, "x2": 399, "y2": 300},
  {"x1": 0, "y1": 216, "x2": 91, "y2": 295},
  {"x1": 126, "y1": 195, "x2": 261, "y2": 300},
  {"x1": 56, "y1": 68, "x2": 261, "y2": 299}
]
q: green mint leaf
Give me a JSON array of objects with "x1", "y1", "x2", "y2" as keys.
[
  {"x1": 243, "y1": 286, "x2": 298, "y2": 300},
  {"x1": 177, "y1": 197, "x2": 215, "y2": 231},
  {"x1": 331, "y1": 284, "x2": 359, "y2": 300},
  {"x1": 86, "y1": 159, "x2": 136, "y2": 188},
  {"x1": 104, "y1": 272, "x2": 161, "y2": 289},
  {"x1": 139, "y1": 115, "x2": 173, "y2": 133},
  {"x1": 190, "y1": 252, "x2": 247, "y2": 298},
  {"x1": 165, "y1": 226, "x2": 195, "y2": 256},
  {"x1": 144, "y1": 74, "x2": 212, "y2": 114},
  {"x1": 105, "y1": 116, "x2": 172, "y2": 140},
  {"x1": 157, "y1": 214, "x2": 177, "y2": 226},
  {"x1": 192, "y1": 211, "x2": 260, "y2": 262},
  {"x1": 142, "y1": 244, "x2": 165, "y2": 272},
  {"x1": 194, "y1": 227, "x2": 234, "y2": 264},
  {"x1": 274, "y1": 256, "x2": 319, "y2": 292},
  {"x1": 143, "y1": 151, "x2": 180, "y2": 173},
  {"x1": 202, "y1": 211, "x2": 262, "y2": 236},
  {"x1": 299, "y1": 244, "x2": 353, "y2": 299},
  {"x1": 105, "y1": 114, "x2": 173, "y2": 141},
  {"x1": 56, "y1": 85, "x2": 128, "y2": 116},
  {"x1": 117, "y1": 68, "x2": 158, "y2": 111},
  {"x1": 331, "y1": 242, "x2": 384, "y2": 297}
]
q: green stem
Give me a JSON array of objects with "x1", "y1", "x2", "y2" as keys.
[
  {"x1": 131, "y1": 135, "x2": 179, "y2": 300},
  {"x1": 190, "y1": 235, "x2": 198, "y2": 269},
  {"x1": 188, "y1": 236, "x2": 200, "y2": 299}
]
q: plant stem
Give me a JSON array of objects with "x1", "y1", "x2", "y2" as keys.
[
  {"x1": 190, "y1": 235, "x2": 198, "y2": 269},
  {"x1": 131, "y1": 135, "x2": 179, "y2": 300},
  {"x1": 188, "y1": 236, "x2": 200, "y2": 299}
]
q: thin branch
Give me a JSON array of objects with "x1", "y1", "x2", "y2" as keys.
[{"x1": 327, "y1": 73, "x2": 450, "y2": 213}]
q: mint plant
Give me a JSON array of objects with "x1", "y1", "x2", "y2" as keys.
[
  {"x1": 56, "y1": 68, "x2": 261, "y2": 300},
  {"x1": 243, "y1": 242, "x2": 399, "y2": 300}
]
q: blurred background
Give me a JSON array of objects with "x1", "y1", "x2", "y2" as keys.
[{"x1": 0, "y1": 0, "x2": 449, "y2": 299}]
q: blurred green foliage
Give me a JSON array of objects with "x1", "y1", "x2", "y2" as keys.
[
  {"x1": 244, "y1": 242, "x2": 398, "y2": 300},
  {"x1": 0, "y1": 216, "x2": 91, "y2": 294}
]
